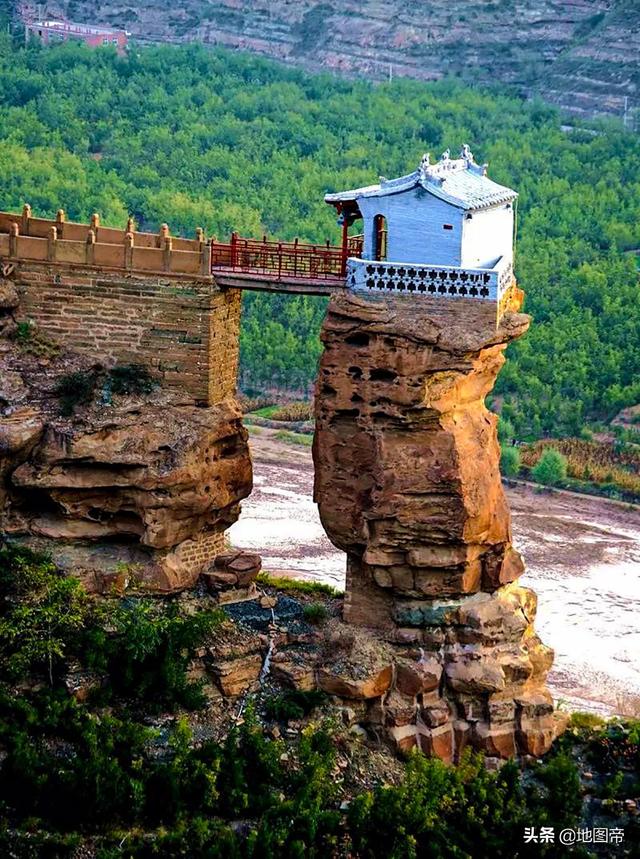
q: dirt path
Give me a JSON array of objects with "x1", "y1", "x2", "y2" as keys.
[{"x1": 230, "y1": 427, "x2": 640, "y2": 714}]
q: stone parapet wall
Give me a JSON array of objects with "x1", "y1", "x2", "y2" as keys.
[
  {"x1": 0, "y1": 207, "x2": 210, "y2": 276},
  {"x1": 12, "y1": 263, "x2": 240, "y2": 405}
]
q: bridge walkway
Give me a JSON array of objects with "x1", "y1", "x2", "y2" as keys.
[{"x1": 0, "y1": 207, "x2": 356, "y2": 297}]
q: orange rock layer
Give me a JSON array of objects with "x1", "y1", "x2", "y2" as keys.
[{"x1": 313, "y1": 290, "x2": 565, "y2": 759}]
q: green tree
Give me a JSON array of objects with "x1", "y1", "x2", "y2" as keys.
[
  {"x1": 0, "y1": 544, "x2": 88, "y2": 684},
  {"x1": 531, "y1": 448, "x2": 568, "y2": 486},
  {"x1": 497, "y1": 416, "x2": 515, "y2": 443},
  {"x1": 500, "y1": 445, "x2": 521, "y2": 477}
]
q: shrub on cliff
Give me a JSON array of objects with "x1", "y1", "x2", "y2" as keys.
[
  {"x1": 525, "y1": 752, "x2": 583, "y2": 833},
  {"x1": 108, "y1": 363, "x2": 156, "y2": 396},
  {"x1": 0, "y1": 679, "x2": 594, "y2": 858},
  {"x1": 531, "y1": 448, "x2": 568, "y2": 487},
  {"x1": 264, "y1": 689, "x2": 327, "y2": 722},
  {"x1": 348, "y1": 750, "x2": 528, "y2": 859},
  {"x1": 500, "y1": 445, "x2": 521, "y2": 478},
  {"x1": 0, "y1": 543, "x2": 88, "y2": 683},
  {"x1": 54, "y1": 368, "x2": 99, "y2": 415},
  {"x1": 83, "y1": 598, "x2": 223, "y2": 710},
  {"x1": 0, "y1": 543, "x2": 222, "y2": 708},
  {"x1": 0, "y1": 688, "x2": 153, "y2": 828}
]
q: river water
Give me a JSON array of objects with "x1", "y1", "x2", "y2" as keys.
[{"x1": 230, "y1": 429, "x2": 640, "y2": 715}]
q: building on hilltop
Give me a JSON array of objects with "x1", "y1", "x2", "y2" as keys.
[
  {"x1": 325, "y1": 145, "x2": 517, "y2": 302},
  {"x1": 24, "y1": 18, "x2": 128, "y2": 54}
]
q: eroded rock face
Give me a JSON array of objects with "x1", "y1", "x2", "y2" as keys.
[
  {"x1": 314, "y1": 290, "x2": 529, "y2": 625},
  {"x1": 0, "y1": 279, "x2": 252, "y2": 592},
  {"x1": 313, "y1": 289, "x2": 564, "y2": 758}
]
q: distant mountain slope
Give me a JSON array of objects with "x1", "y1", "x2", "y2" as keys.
[{"x1": 20, "y1": 1, "x2": 640, "y2": 121}]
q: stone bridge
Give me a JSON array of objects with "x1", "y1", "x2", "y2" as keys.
[
  {"x1": 0, "y1": 206, "x2": 564, "y2": 763},
  {"x1": 0, "y1": 207, "x2": 346, "y2": 405}
]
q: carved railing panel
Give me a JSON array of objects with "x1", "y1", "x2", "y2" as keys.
[{"x1": 347, "y1": 257, "x2": 513, "y2": 302}]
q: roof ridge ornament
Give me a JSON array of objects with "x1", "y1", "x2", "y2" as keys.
[
  {"x1": 460, "y1": 142, "x2": 489, "y2": 176},
  {"x1": 460, "y1": 143, "x2": 474, "y2": 164},
  {"x1": 324, "y1": 143, "x2": 516, "y2": 208}
]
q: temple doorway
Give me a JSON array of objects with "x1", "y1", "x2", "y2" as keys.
[{"x1": 373, "y1": 214, "x2": 387, "y2": 261}]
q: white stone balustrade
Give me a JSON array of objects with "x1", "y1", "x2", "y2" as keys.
[{"x1": 346, "y1": 255, "x2": 513, "y2": 302}]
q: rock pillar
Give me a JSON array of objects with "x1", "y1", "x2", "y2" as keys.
[{"x1": 313, "y1": 289, "x2": 565, "y2": 760}]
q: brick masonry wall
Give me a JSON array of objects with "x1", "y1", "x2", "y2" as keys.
[
  {"x1": 209, "y1": 288, "x2": 243, "y2": 405},
  {"x1": 166, "y1": 528, "x2": 228, "y2": 585},
  {"x1": 14, "y1": 263, "x2": 242, "y2": 405}
]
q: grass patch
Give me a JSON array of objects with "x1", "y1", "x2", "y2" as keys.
[
  {"x1": 303, "y1": 602, "x2": 329, "y2": 624},
  {"x1": 256, "y1": 571, "x2": 343, "y2": 597},
  {"x1": 15, "y1": 321, "x2": 60, "y2": 359},
  {"x1": 569, "y1": 711, "x2": 606, "y2": 732},
  {"x1": 253, "y1": 405, "x2": 280, "y2": 418},
  {"x1": 264, "y1": 689, "x2": 327, "y2": 722},
  {"x1": 274, "y1": 429, "x2": 313, "y2": 447}
]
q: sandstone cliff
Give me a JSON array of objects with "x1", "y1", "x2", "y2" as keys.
[
  {"x1": 312, "y1": 289, "x2": 565, "y2": 758},
  {"x1": 0, "y1": 277, "x2": 252, "y2": 592},
  {"x1": 313, "y1": 290, "x2": 529, "y2": 625},
  {"x1": 44, "y1": 0, "x2": 640, "y2": 120}
]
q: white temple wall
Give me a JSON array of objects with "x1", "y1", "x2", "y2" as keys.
[
  {"x1": 460, "y1": 204, "x2": 513, "y2": 269},
  {"x1": 358, "y1": 193, "x2": 464, "y2": 266}
]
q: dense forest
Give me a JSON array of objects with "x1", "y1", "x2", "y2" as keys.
[{"x1": 0, "y1": 35, "x2": 639, "y2": 438}]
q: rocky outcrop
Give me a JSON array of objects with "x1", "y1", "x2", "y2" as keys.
[
  {"x1": 314, "y1": 290, "x2": 529, "y2": 627},
  {"x1": 313, "y1": 578, "x2": 566, "y2": 764},
  {"x1": 313, "y1": 289, "x2": 564, "y2": 758},
  {"x1": 205, "y1": 619, "x2": 264, "y2": 697},
  {"x1": 201, "y1": 550, "x2": 262, "y2": 604},
  {"x1": 0, "y1": 277, "x2": 252, "y2": 592}
]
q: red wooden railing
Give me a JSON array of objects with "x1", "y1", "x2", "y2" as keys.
[
  {"x1": 210, "y1": 233, "x2": 364, "y2": 281},
  {"x1": 348, "y1": 234, "x2": 364, "y2": 257}
]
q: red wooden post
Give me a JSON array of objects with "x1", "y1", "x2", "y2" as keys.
[
  {"x1": 230, "y1": 231, "x2": 238, "y2": 269},
  {"x1": 341, "y1": 212, "x2": 349, "y2": 278}
]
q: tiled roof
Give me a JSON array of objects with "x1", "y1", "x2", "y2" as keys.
[{"x1": 325, "y1": 147, "x2": 517, "y2": 211}]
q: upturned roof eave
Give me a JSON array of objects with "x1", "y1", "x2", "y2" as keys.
[
  {"x1": 425, "y1": 182, "x2": 519, "y2": 212},
  {"x1": 325, "y1": 175, "x2": 518, "y2": 212},
  {"x1": 324, "y1": 171, "x2": 420, "y2": 204}
]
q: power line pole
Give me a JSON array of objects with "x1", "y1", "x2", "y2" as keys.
[{"x1": 623, "y1": 95, "x2": 630, "y2": 131}]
